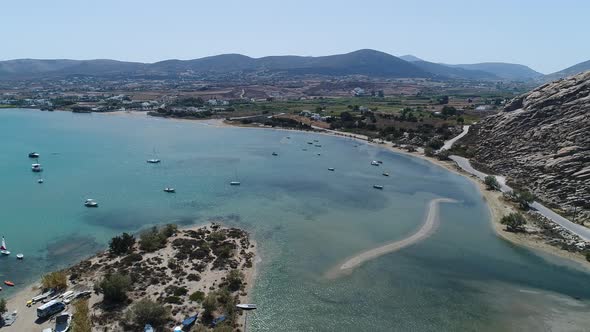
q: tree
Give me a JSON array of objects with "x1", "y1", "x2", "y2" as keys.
[
  {"x1": 441, "y1": 105, "x2": 457, "y2": 116},
  {"x1": 0, "y1": 298, "x2": 6, "y2": 315},
  {"x1": 340, "y1": 111, "x2": 353, "y2": 122},
  {"x1": 515, "y1": 190, "x2": 535, "y2": 210},
  {"x1": 226, "y1": 269, "x2": 244, "y2": 292},
  {"x1": 438, "y1": 95, "x2": 449, "y2": 105},
  {"x1": 436, "y1": 149, "x2": 450, "y2": 160},
  {"x1": 201, "y1": 293, "x2": 218, "y2": 321},
  {"x1": 139, "y1": 227, "x2": 166, "y2": 252},
  {"x1": 96, "y1": 273, "x2": 131, "y2": 304},
  {"x1": 42, "y1": 271, "x2": 68, "y2": 291},
  {"x1": 484, "y1": 176, "x2": 501, "y2": 191},
  {"x1": 72, "y1": 299, "x2": 92, "y2": 332},
  {"x1": 424, "y1": 147, "x2": 435, "y2": 157},
  {"x1": 426, "y1": 138, "x2": 444, "y2": 150},
  {"x1": 500, "y1": 213, "x2": 527, "y2": 232},
  {"x1": 109, "y1": 233, "x2": 136, "y2": 255},
  {"x1": 126, "y1": 298, "x2": 170, "y2": 328}
]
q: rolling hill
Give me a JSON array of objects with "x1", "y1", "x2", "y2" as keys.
[{"x1": 544, "y1": 60, "x2": 590, "y2": 81}]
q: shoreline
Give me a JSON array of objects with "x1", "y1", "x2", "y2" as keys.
[
  {"x1": 99, "y1": 111, "x2": 590, "y2": 269},
  {"x1": 2, "y1": 222, "x2": 258, "y2": 332},
  {"x1": 216, "y1": 117, "x2": 590, "y2": 269},
  {"x1": 325, "y1": 198, "x2": 458, "y2": 279}
]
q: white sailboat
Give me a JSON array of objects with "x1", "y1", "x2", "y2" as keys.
[
  {"x1": 1, "y1": 237, "x2": 11, "y2": 255},
  {"x1": 146, "y1": 147, "x2": 161, "y2": 163}
]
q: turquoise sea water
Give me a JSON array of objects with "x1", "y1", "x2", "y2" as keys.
[{"x1": 0, "y1": 109, "x2": 589, "y2": 331}]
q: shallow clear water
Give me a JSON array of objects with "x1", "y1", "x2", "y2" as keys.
[{"x1": 0, "y1": 109, "x2": 588, "y2": 331}]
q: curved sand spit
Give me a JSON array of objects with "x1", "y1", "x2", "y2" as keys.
[{"x1": 326, "y1": 198, "x2": 457, "y2": 279}]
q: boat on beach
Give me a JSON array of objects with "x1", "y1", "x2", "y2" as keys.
[
  {"x1": 55, "y1": 312, "x2": 72, "y2": 332},
  {"x1": 1, "y1": 237, "x2": 10, "y2": 255},
  {"x1": 182, "y1": 314, "x2": 199, "y2": 328}
]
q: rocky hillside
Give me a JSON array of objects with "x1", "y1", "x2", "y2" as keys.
[{"x1": 460, "y1": 71, "x2": 590, "y2": 222}]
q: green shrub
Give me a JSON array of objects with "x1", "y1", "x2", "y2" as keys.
[
  {"x1": 484, "y1": 176, "x2": 501, "y2": 191},
  {"x1": 126, "y1": 298, "x2": 170, "y2": 328},
  {"x1": 97, "y1": 273, "x2": 131, "y2": 303},
  {"x1": 164, "y1": 296, "x2": 182, "y2": 304},
  {"x1": 42, "y1": 271, "x2": 68, "y2": 291},
  {"x1": 500, "y1": 213, "x2": 527, "y2": 232},
  {"x1": 109, "y1": 233, "x2": 136, "y2": 255},
  {"x1": 189, "y1": 291, "x2": 205, "y2": 302}
]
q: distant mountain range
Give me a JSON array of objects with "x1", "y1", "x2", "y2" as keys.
[{"x1": 0, "y1": 49, "x2": 588, "y2": 82}]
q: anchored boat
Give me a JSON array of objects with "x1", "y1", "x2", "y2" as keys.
[
  {"x1": 84, "y1": 199, "x2": 98, "y2": 207},
  {"x1": 1, "y1": 237, "x2": 10, "y2": 255}
]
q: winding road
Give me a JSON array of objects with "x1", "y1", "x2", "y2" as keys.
[{"x1": 444, "y1": 128, "x2": 590, "y2": 241}]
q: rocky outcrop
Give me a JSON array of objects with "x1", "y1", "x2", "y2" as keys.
[{"x1": 461, "y1": 71, "x2": 590, "y2": 222}]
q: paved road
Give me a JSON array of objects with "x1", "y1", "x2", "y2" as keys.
[
  {"x1": 448, "y1": 154, "x2": 590, "y2": 241},
  {"x1": 441, "y1": 125, "x2": 470, "y2": 150}
]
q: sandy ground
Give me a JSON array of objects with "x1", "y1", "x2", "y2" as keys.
[
  {"x1": 326, "y1": 198, "x2": 457, "y2": 279},
  {"x1": 2, "y1": 223, "x2": 257, "y2": 332}
]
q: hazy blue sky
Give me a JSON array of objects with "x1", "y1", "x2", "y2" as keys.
[{"x1": 1, "y1": 0, "x2": 588, "y2": 73}]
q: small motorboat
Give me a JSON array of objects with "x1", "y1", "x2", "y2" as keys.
[
  {"x1": 317, "y1": 153, "x2": 321, "y2": 156},
  {"x1": 371, "y1": 161, "x2": 380, "y2": 166},
  {"x1": 315, "y1": 144, "x2": 322, "y2": 147},
  {"x1": 373, "y1": 185, "x2": 384, "y2": 190},
  {"x1": 230, "y1": 181, "x2": 241, "y2": 186},
  {"x1": 302, "y1": 148, "x2": 308, "y2": 151},
  {"x1": 1, "y1": 310, "x2": 17, "y2": 326},
  {"x1": 382, "y1": 172, "x2": 390, "y2": 177},
  {"x1": 32, "y1": 163, "x2": 43, "y2": 172},
  {"x1": 328, "y1": 168, "x2": 335, "y2": 171},
  {"x1": 1, "y1": 237, "x2": 10, "y2": 256},
  {"x1": 28, "y1": 152, "x2": 40, "y2": 158},
  {"x1": 307, "y1": 142, "x2": 313, "y2": 145},
  {"x1": 377, "y1": 160, "x2": 383, "y2": 164},
  {"x1": 286, "y1": 136, "x2": 291, "y2": 139},
  {"x1": 16, "y1": 253, "x2": 24, "y2": 260},
  {"x1": 38, "y1": 178, "x2": 44, "y2": 183},
  {"x1": 182, "y1": 314, "x2": 199, "y2": 327},
  {"x1": 55, "y1": 312, "x2": 72, "y2": 332},
  {"x1": 144, "y1": 324, "x2": 155, "y2": 332},
  {"x1": 84, "y1": 199, "x2": 98, "y2": 207},
  {"x1": 146, "y1": 159, "x2": 161, "y2": 164},
  {"x1": 236, "y1": 304, "x2": 257, "y2": 311},
  {"x1": 164, "y1": 187, "x2": 176, "y2": 193},
  {"x1": 272, "y1": 152, "x2": 278, "y2": 156},
  {"x1": 4, "y1": 280, "x2": 15, "y2": 287}
]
